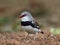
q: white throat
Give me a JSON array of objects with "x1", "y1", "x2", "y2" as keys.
[{"x1": 21, "y1": 16, "x2": 32, "y2": 21}]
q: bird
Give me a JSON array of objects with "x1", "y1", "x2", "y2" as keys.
[{"x1": 19, "y1": 11, "x2": 44, "y2": 40}]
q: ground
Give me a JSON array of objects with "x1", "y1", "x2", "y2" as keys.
[{"x1": 0, "y1": 31, "x2": 60, "y2": 45}]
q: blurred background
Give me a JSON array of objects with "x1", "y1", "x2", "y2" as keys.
[
  {"x1": 0, "y1": 0, "x2": 60, "y2": 33},
  {"x1": 0, "y1": 0, "x2": 60, "y2": 45}
]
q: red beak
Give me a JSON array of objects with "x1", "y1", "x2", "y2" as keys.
[{"x1": 19, "y1": 15, "x2": 23, "y2": 18}]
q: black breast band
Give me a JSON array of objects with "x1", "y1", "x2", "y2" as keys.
[
  {"x1": 21, "y1": 21, "x2": 40, "y2": 29},
  {"x1": 21, "y1": 21, "x2": 31, "y2": 26}
]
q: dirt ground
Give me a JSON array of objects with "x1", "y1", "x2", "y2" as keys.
[{"x1": 0, "y1": 31, "x2": 60, "y2": 45}]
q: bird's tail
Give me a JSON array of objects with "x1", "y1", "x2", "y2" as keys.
[{"x1": 39, "y1": 29, "x2": 44, "y2": 34}]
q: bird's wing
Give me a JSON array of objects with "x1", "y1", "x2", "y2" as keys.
[{"x1": 30, "y1": 21, "x2": 40, "y2": 29}]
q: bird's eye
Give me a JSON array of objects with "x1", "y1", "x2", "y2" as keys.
[{"x1": 20, "y1": 14, "x2": 26, "y2": 18}]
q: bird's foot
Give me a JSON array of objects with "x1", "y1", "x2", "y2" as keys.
[
  {"x1": 33, "y1": 37, "x2": 39, "y2": 41},
  {"x1": 21, "y1": 35, "x2": 32, "y2": 41},
  {"x1": 21, "y1": 37, "x2": 29, "y2": 41}
]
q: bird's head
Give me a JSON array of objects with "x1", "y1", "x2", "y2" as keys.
[
  {"x1": 19, "y1": 11, "x2": 34, "y2": 21},
  {"x1": 20, "y1": 11, "x2": 31, "y2": 18}
]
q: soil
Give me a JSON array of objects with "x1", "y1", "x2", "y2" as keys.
[{"x1": 0, "y1": 31, "x2": 60, "y2": 45}]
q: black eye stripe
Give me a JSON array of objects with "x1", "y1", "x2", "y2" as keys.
[
  {"x1": 22, "y1": 14, "x2": 26, "y2": 16},
  {"x1": 20, "y1": 14, "x2": 26, "y2": 18}
]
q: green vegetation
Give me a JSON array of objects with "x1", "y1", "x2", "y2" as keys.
[
  {"x1": 50, "y1": 27, "x2": 60, "y2": 34},
  {"x1": 12, "y1": 20, "x2": 20, "y2": 32},
  {"x1": 0, "y1": 17, "x2": 9, "y2": 24}
]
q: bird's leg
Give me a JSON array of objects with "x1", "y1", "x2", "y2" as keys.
[
  {"x1": 25, "y1": 33, "x2": 29, "y2": 40},
  {"x1": 21, "y1": 33, "x2": 29, "y2": 41},
  {"x1": 33, "y1": 32, "x2": 38, "y2": 40}
]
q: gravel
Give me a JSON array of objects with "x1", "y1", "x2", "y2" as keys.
[{"x1": 0, "y1": 31, "x2": 60, "y2": 45}]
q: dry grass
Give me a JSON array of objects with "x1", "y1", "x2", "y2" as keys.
[{"x1": 0, "y1": 31, "x2": 60, "y2": 45}]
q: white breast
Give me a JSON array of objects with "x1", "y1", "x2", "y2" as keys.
[{"x1": 21, "y1": 26, "x2": 39, "y2": 33}]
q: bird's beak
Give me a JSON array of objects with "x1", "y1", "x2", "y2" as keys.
[{"x1": 19, "y1": 15, "x2": 23, "y2": 18}]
